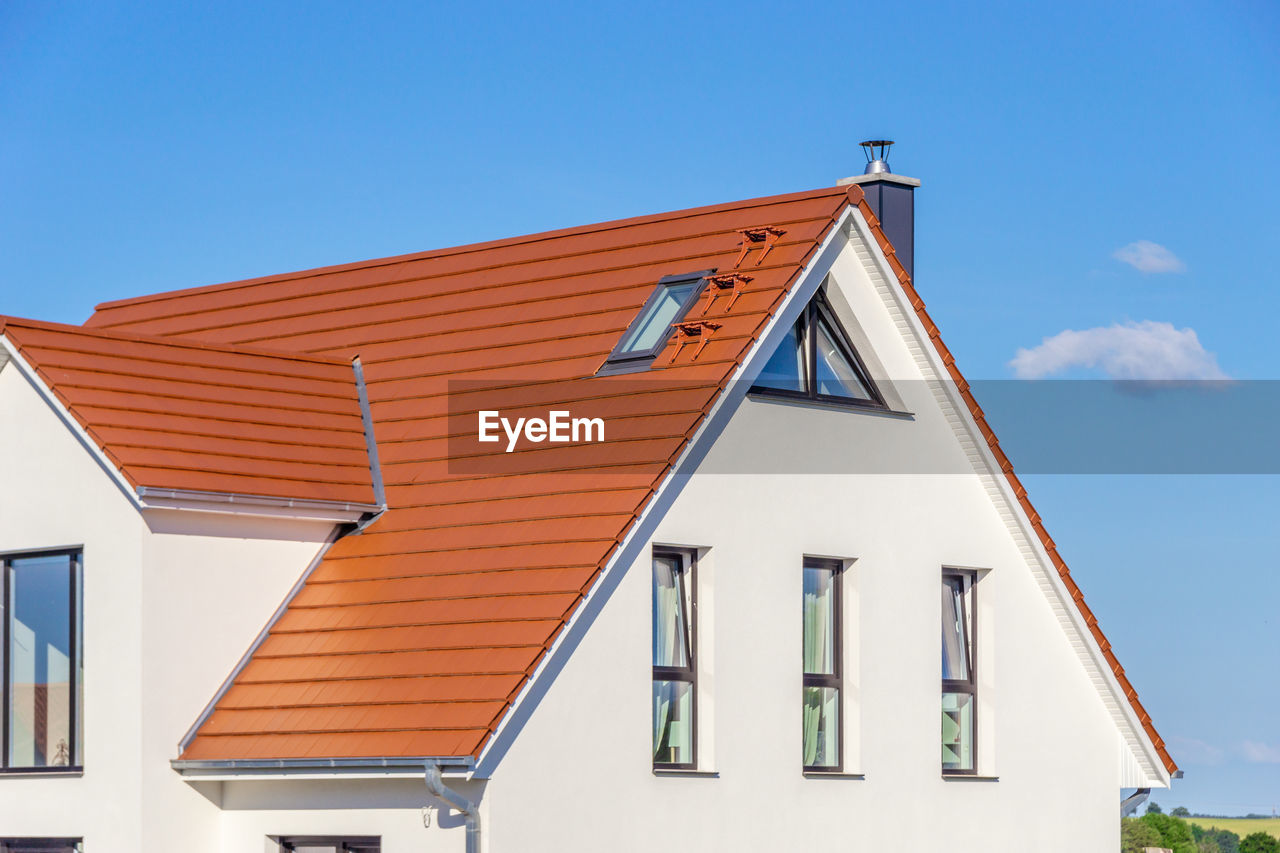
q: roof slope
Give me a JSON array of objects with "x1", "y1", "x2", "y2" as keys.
[
  {"x1": 0, "y1": 316, "x2": 377, "y2": 506},
  {"x1": 80, "y1": 184, "x2": 1173, "y2": 774}
]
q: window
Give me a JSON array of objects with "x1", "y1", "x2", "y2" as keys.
[
  {"x1": 602, "y1": 271, "x2": 712, "y2": 372},
  {"x1": 941, "y1": 570, "x2": 976, "y2": 774},
  {"x1": 752, "y1": 293, "x2": 884, "y2": 408},
  {"x1": 652, "y1": 548, "x2": 696, "y2": 768},
  {"x1": 2, "y1": 550, "x2": 83, "y2": 772},
  {"x1": 276, "y1": 839, "x2": 380, "y2": 853},
  {"x1": 0, "y1": 841, "x2": 82, "y2": 853},
  {"x1": 802, "y1": 559, "x2": 842, "y2": 770}
]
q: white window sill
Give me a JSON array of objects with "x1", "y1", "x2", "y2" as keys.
[
  {"x1": 803, "y1": 770, "x2": 865, "y2": 779},
  {"x1": 652, "y1": 768, "x2": 719, "y2": 778},
  {"x1": 942, "y1": 774, "x2": 999, "y2": 781},
  {"x1": 0, "y1": 769, "x2": 84, "y2": 779}
]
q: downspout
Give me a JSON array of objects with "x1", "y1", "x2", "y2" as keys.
[
  {"x1": 1121, "y1": 787, "x2": 1151, "y2": 817},
  {"x1": 425, "y1": 761, "x2": 481, "y2": 853}
]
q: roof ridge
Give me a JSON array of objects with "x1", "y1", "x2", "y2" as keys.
[
  {"x1": 90, "y1": 185, "x2": 846, "y2": 316},
  {"x1": 0, "y1": 314, "x2": 349, "y2": 367}
]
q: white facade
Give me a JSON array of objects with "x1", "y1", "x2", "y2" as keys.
[{"x1": 0, "y1": 214, "x2": 1168, "y2": 851}]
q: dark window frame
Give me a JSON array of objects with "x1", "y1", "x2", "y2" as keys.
[
  {"x1": 277, "y1": 838, "x2": 381, "y2": 853},
  {"x1": 941, "y1": 568, "x2": 977, "y2": 776},
  {"x1": 802, "y1": 557, "x2": 843, "y2": 772},
  {"x1": 1, "y1": 548, "x2": 83, "y2": 774},
  {"x1": 750, "y1": 292, "x2": 886, "y2": 410},
  {"x1": 0, "y1": 840, "x2": 82, "y2": 853},
  {"x1": 652, "y1": 547, "x2": 697, "y2": 770},
  {"x1": 599, "y1": 271, "x2": 715, "y2": 374}
]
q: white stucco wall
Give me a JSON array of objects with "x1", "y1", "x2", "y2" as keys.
[{"x1": 481, "y1": 239, "x2": 1129, "y2": 851}]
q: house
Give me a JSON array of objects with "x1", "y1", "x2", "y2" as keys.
[{"x1": 0, "y1": 146, "x2": 1176, "y2": 851}]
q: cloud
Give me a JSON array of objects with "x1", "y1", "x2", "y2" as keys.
[
  {"x1": 1009, "y1": 320, "x2": 1228, "y2": 380},
  {"x1": 1168, "y1": 736, "x2": 1226, "y2": 766},
  {"x1": 1113, "y1": 240, "x2": 1187, "y2": 273},
  {"x1": 1240, "y1": 741, "x2": 1280, "y2": 764}
]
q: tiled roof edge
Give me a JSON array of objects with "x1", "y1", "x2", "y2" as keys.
[
  {"x1": 90, "y1": 187, "x2": 848, "y2": 315},
  {"x1": 842, "y1": 184, "x2": 1177, "y2": 776},
  {"x1": 0, "y1": 314, "x2": 349, "y2": 367}
]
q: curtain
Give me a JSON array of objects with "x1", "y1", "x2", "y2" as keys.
[{"x1": 803, "y1": 568, "x2": 833, "y2": 674}]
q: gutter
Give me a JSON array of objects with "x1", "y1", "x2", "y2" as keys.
[
  {"x1": 170, "y1": 755, "x2": 474, "y2": 779},
  {"x1": 425, "y1": 761, "x2": 481, "y2": 853}
]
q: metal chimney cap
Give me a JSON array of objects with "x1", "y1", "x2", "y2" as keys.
[{"x1": 860, "y1": 139, "x2": 894, "y2": 175}]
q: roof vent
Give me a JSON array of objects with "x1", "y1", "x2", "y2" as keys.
[{"x1": 861, "y1": 140, "x2": 893, "y2": 175}]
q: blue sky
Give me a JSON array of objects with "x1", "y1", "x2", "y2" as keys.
[{"x1": 2, "y1": 0, "x2": 1277, "y2": 813}]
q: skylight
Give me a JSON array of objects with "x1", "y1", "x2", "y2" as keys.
[{"x1": 601, "y1": 271, "x2": 712, "y2": 372}]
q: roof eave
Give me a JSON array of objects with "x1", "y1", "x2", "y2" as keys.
[
  {"x1": 170, "y1": 755, "x2": 475, "y2": 780},
  {"x1": 138, "y1": 486, "x2": 381, "y2": 523}
]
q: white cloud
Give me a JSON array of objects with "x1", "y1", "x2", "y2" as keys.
[
  {"x1": 1113, "y1": 240, "x2": 1187, "y2": 273},
  {"x1": 1009, "y1": 320, "x2": 1228, "y2": 380},
  {"x1": 1240, "y1": 741, "x2": 1280, "y2": 764}
]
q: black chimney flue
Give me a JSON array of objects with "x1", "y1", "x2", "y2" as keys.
[{"x1": 838, "y1": 140, "x2": 921, "y2": 280}]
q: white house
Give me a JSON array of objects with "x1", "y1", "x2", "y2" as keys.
[{"x1": 0, "y1": 148, "x2": 1176, "y2": 852}]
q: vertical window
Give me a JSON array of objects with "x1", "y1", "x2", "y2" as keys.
[
  {"x1": 802, "y1": 559, "x2": 842, "y2": 770},
  {"x1": 652, "y1": 549, "x2": 696, "y2": 768},
  {"x1": 2, "y1": 550, "x2": 83, "y2": 772},
  {"x1": 941, "y1": 570, "x2": 976, "y2": 774}
]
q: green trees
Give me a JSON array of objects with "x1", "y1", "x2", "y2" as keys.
[
  {"x1": 1149, "y1": 802, "x2": 1166, "y2": 814},
  {"x1": 1240, "y1": 832, "x2": 1280, "y2": 853},
  {"x1": 1174, "y1": 807, "x2": 1192, "y2": 817},
  {"x1": 1120, "y1": 813, "x2": 1199, "y2": 853}
]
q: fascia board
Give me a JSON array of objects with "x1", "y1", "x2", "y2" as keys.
[
  {"x1": 846, "y1": 206, "x2": 1171, "y2": 787},
  {"x1": 470, "y1": 206, "x2": 858, "y2": 779}
]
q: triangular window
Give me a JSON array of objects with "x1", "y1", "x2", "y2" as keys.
[{"x1": 752, "y1": 293, "x2": 884, "y2": 407}]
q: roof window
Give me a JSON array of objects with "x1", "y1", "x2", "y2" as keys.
[
  {"x1": 752, "y1": 292, "x2": 885, "y2": 408},
  {"x1": 600, "y1": 271, "x2": 713, "y2": 373}
]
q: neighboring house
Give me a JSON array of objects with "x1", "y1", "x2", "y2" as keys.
[{"x1": 0, "y1": 148, "x2": 1176, "y2": 852}]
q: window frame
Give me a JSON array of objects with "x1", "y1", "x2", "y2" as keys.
[
  {"x1": 802, "y1": 557, "x2": 843, "y2": 772},
  {"x1": 750, "y1": 292, "x2": 886, "y2": 409},
  {"x1": 0, "y1": 840, "x2": 82, "y2": 853},
  {"x1": 651, "y1": 547, "x2": 697, "y2": 770},
  {"x1": 941, "y1": 568, "x2": 977, "y2": 776},
  {"x1": 1, "y1": 547, "x2": 83, "y2": 774},
  {"x1": 276, "y1": 838, "x2": 381, "y2": 853},
  {"x1": 600, "y1": 271, "x2": 714, "y2": 373}
]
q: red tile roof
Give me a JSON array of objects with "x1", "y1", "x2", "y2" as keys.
[
  {"x1": 0, "y1": 316, "x2": 377, "y2": 507},
  {"x1": 68, "y1": 184, "x2": 1172, "y2": 774}
]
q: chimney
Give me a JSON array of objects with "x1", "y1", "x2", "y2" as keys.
[{"x1": 837, "y1": 140, "x2": 921, "y2": 279}]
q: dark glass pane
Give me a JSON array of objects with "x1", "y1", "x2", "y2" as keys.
[
  {"x1": 813, "y1": 315, "x2": 873, "y2": 400},
  {"x1": 617, "y1": 281, "x2": 698, "y2": 355},
  {"x1": 802, "y1": 685, "x2": 839, "y2": 768},
  {"x1": 941, "y1": 576, "x2": 969, "y2": 681},
  {"x1": 7, "y1": 554, "x2": 74, "y2": 768},
  {"x1": 942, "y1": 692, "x2": 974, "y2": 771},
  {"x1": 652, "y1": 555, "x2": 689, "y2": 668},
  {"x1": 652, "y1": 679, "x2": 694, "y2": 764},
  {"x1": 754, "y1": 317, "x2": 806, "y2": 392},
  {"x1": 802, "y1": 566, "x2": 836, "y2": 675}
]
